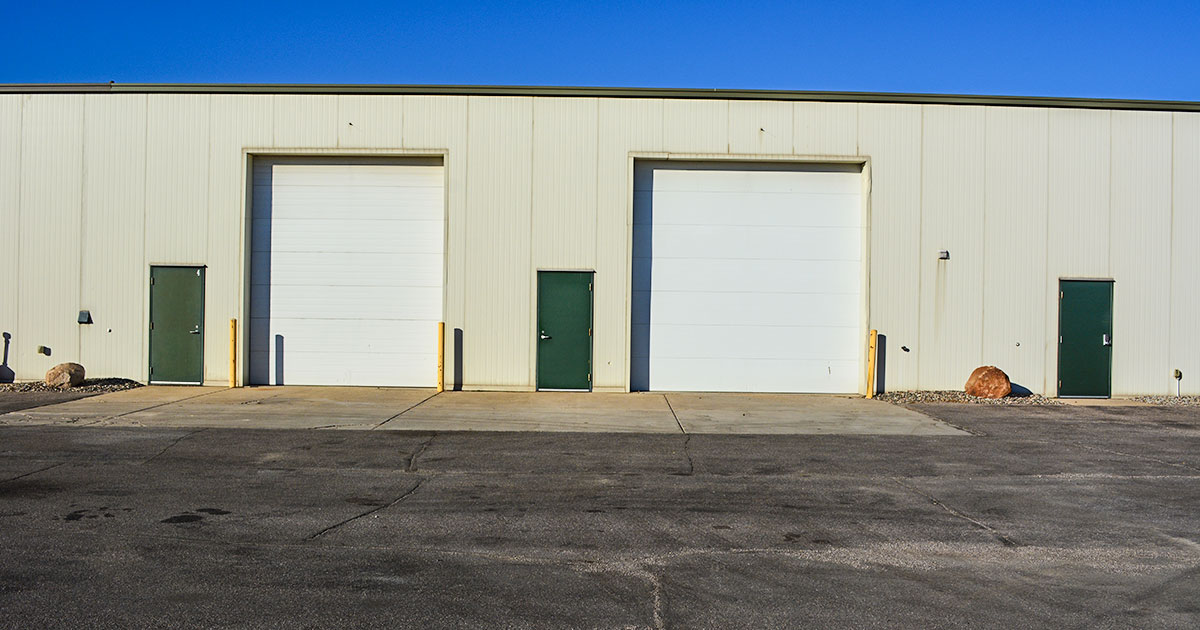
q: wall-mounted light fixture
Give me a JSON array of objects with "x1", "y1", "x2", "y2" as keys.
[
  {"x1": 938, "y1": 250, "x2": 950, "y2": 260},
  {"x1": 78, "y1": 310, "x2": 92, "y2": 324}
]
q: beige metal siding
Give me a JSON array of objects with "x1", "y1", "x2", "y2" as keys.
[
  {"x1": 0, "y1": 95, "x2": 20, "y2": 375},
  {"x1": 794, "y1": 102, "x2": 858, "y2": 156},
  {"x1": 918, "y1": 105, "x2": 986, "y2": 388},
  {"x1": 17, "y1": 95, "x2": 84, "y2": 378},
  {"x1": 859, "y1": 103, "x2": 921, "y2": 391},
  {"x1": 728, "y1": 101, "x2": 792, "y2": 154},
  {"x1": 663, "y1": 99, "x2": 728, "y2": 153},
  {"x1": 983, "y1": 107, "x2": 1048, "y2": 393},
  {"x1": 1172, "y1": 113, "x2": 1200, "y2": 395},
  {"x1": 464, "y1": 97, "x2": 533, "y2": 388},
  {"x1": 1110, "y1": 111, "x2": 1173, "y2": 395},
  {"x1": 80, "y1": 94, "x2": 147, "y2": 379},
  {"x1": 337, "y1": 95, "x2": 404, "y2": 148}
]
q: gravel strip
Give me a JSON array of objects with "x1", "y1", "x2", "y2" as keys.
[
  {"x1": 1130, "y1": 395, "x2": 1200, "y2": 406},
  {"x1": 0, "y1": 378, "x2": 143, "y2": 394},
  {"x1": 876, "y1": 390, "x2": 1065, "y2": 406}
]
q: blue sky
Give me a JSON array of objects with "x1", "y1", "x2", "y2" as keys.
[{"x1": 3, "y1": 1, "x2": 1199, "y2": 100}]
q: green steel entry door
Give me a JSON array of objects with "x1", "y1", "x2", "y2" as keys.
[
  {"x1": 1058, "y1": 280, "x2": 1113, "y2": 398},
  {"x1": 149, "y1": 266, "x2": 205, "y2": 385},
  {"x1": 537, "y1": 271, "x2": 593, "y2": 391}
]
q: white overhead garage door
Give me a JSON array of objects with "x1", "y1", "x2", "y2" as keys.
[
  {"x1": 250, "y1": 158, "x2": 444, "y2": 386},
  {"x1": 631, "y1": 162, "x2": 864, "y2": 393}
]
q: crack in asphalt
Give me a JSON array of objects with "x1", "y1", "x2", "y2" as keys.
[
  {"x1": 0, "y1": 462, "x2": 65, "y2": 484},
  {"x1": 892, "y1": 477, "x2": 1021, "y2": 547},
  {"x1": 141, "y1": 429, "x2": 207, "y2": 465},
  {"x1": 306, "y1": 477, "x2": 426, "y2": 541},
  {"x1": 90, "y1": 388, "x2": 227, "y2": 426},
  {"x1": 407, "y1": 434, "x2": 437, "y2": 473}
]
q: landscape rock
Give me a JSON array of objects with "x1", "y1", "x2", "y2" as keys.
[
  {"x1": 44, "y1": 362, "x2": 86, "y2": 388},
  {"x1": 964, "y1": 366, "x2": 1011, "y2": 399}
]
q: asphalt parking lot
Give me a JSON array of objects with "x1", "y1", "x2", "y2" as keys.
[{"x1": 1, "y1": 402, "x2": 1199, "y2": 628}]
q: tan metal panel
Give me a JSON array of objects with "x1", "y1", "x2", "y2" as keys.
[
  {"x1": 208, "y1": 95, "x2": 272, "y2": 384},
  {"x1": 403, "y1": 95, "x2": 467, "y2": 388},
  {"x1": 338, "y1": 95, "x2": 403, "y2": 148},
  {"x1": 1044, "y1": 108, "x2": 1111, "y2": 393},
  {"x1": 17, "y1": 94, "x2": 84, "y2": 379},
  {"x1": 80, "y1": 94, "x2": 147, "y2": 380},
  {"x1": 0, "y1": 95, "x2": 19, "y2": 378},
  {"x1": 1111, "y1": 111, "x2": 1173, "y2": 395},
  {"x1": 918, "y1": 105, "x2": 986, "y2": 389},
  {"x1": 663, "y1": 99, "x2": 728, "y2": 153},
  {"x1": 728, "y1": 100, "x2": 792, "y2": 154},
  {"x1": 982, "y1": 107, "x2": 1048, "y2": 393},
  {"x1": 1172, "y1": 113, "x2": 1200, "y2": 395},
  {"x1": 532, "y1": 97, "x2": 597, "y2": 270},
  {"x1": 858, "y1": 103, "x2": 921, "y2": 391},
  {"x1": 146, "y1": 95, "x2": 210, "y2": 265},
  {"x1": 596, "y1": 99, "x2": 663, "y2": 389},
  {"x1": 795, "y1": 102, "x2": 858, "y2": 156},
  {"x1": 272, "y1": 94, "x2": 337, "y2": 147},
  {"x1": 463, "y1": 96, "x2": 533, "y2": 388}
]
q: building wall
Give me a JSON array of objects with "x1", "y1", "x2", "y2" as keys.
[{"x1": 0, "y1": 92, "x2": 1196, "y2": 395}]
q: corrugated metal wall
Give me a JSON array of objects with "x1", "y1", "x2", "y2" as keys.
[{"x1": 0, "y1": 92, "x2": 1196, "y2": 395}]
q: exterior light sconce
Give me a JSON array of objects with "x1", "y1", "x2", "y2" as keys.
[
  {"x1": 938, "y1": 250, "x2": 950, "y2": 260},
  {"x1": 78, "y1": 310, "x2": 92, "y2": 324}
]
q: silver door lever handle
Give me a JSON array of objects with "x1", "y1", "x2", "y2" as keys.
[
  {"x1": 540, "y1": 332, "x2": 551, "y2": 340},
  {"x1": 189, "y1": 327, "x2": 201, "y2": 334},
  {"x1": 1102, "y1": 333, "x2": 1112, "y2": 346}
]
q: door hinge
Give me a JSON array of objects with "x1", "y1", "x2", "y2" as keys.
[
  {"x1": 588, "y1": 283, "x2": 592, "y2": 291},
  {"x1": 150, "y1": 277, "x2": 155, "y2": 285},
  {"x1": 588, "y1": 373, "x2": 591, "y2": 382},
  {"x1": 149, "y1": 322, "x2": 154, "y2": 330},
  {"x1": 588, "y1": 327, "x2": 592, "y2": 336},
  {"x1": 149, "y1": 366, "x2": 154, "y2": 375}
]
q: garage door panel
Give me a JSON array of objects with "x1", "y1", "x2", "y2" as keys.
[
  {"x1": 636, "y1": 224, "x2": 861, "y2": 261},
  {"x1": 251, "y1": 285, "x2": 442, "y2": 321},
  {"x1": 640, "y1": 258, "x2": 860, "y2": 294},
  {"x1": 249, "y1": 318, "x2": 436, "y2": 354},
  {"x1": 250, "y1": 159, "x2": 443, "y2": 386},
  {"x1": 252, "y1": 188, "x2": 444, "y2": 220},
  {"x1": 644, "y1": 324, "x2": 860, "y2": 361},
  {"x1": 634, "y1": 191, "x2": 861, "y2": 227},
  {"x1": 635, "y1": 166, "x2": 861, "y2": 194},
  {"x1": 251, "y1": 218, "x2": 443, "y2": 254},
  {"x1": 254, "y1": 162, "x2": 442, "y2": 187},
  {"x1": 249, "y1": 351, "x2": 433, "y2": 387},
  {"x1": 646, "y1": 358, "x2": 860, "y2": 393},
  {"x1": 250, "y1": 252, "x2": 442, "y2": 287},
  {"x1": 634, "y1": 291, "x2": 859, "y2": 327}
]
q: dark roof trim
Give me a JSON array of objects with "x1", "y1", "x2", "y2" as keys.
[{"x1": 2, "y1": 83, "x2": 1198, "y2": 112}]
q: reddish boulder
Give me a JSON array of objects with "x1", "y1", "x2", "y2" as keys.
[
  {"x1": 964, "y1": 366, "x2": 1011, "y2": 399},
  {"x1": 45, "y1": 362, "x2": 85, "y2": 388}
]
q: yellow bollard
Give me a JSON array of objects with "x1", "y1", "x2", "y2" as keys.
[
  {"x1": 229, "y1": 319, "x2": 237, "y2": 388},
  {"x1": 866, "y1": 329, "x2": 878, "y2": 398},
  {"x1": 437, "y1": 322, "x2": 445, "y2": 393}
]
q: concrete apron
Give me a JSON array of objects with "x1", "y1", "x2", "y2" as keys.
[{"x1": 0, "y1": 387, "x2": 966, "y2": 436}]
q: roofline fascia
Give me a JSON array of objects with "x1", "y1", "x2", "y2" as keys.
[{"x1": 1, "y1": 83, "x2": 1198, "y2": 112}]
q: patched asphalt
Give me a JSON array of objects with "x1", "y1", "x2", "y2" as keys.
[{"x1": 1, "y1": 404, "x2": 1199, "y2": 628}]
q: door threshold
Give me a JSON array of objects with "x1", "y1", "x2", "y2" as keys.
[
  {"x1": 149, "y1": 381, "x2": 204, "y2": 386},
  {"x1": 537, "y1": 388, "x2": 591, "y2": 392}
]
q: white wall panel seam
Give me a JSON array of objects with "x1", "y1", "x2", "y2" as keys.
[
  {"x1": 141, "y1": 94, "x2": 149, "y2": 381},
  {"x1": 77, "y1": 96, "x2": 86, "y2": 362},
  {"x1": 14, "y1": 96, "x2": 23, "y2": 352},
  {"x1": 1167, "y1": 113, "x2": 1175, "y2": 379},
  {"x1": 1043, "y1": 109, "x2": 1053, "y2": 394},
  {"x1": 915, "y1": 105, "x2": 925, "y2": 387}
]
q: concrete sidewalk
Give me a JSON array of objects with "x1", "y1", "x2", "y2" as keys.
[{"x1": 0, "y1": 386, "x2": 965, "y2": 435}]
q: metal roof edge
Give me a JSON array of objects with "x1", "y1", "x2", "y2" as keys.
[{"x1": 1, "y1": 83, "x2": 1198, "y2": 112}]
